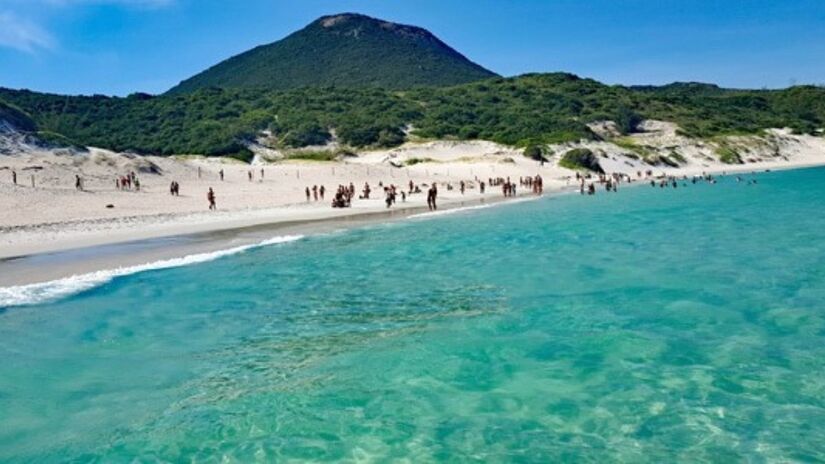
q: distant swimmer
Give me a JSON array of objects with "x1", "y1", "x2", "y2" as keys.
[{"x1": 207, "y1": 187, "x2": 216, "y2": 210}]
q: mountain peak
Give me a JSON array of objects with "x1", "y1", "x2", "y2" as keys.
[
  {"x1": 316, "y1": 12, "x2": 376, "y2": 27},
  {"x1": 168, "y1": 13, "x2": 496, "y2": 94},
  {"x1": 314, "y1": 13, "x2": 427, "y2": 34}
]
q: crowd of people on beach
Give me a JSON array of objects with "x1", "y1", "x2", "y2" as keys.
[
  {"x1": 115, "y1": 172, "x2": 141, "y2": 191},
  {"x1": 4, "y1": 160, "x2": 763, "y2": 214}
]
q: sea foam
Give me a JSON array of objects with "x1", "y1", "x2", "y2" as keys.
[{"x1": 0, "y1": 234, "x2": 304, "y2": 308}]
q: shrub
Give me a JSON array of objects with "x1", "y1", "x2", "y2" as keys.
[
  {"x1": 523, "y1": 144, "x2": 547, "y2": 161},
  {"x1": 615, "y1": 105, "x2": 642, "y2": 134},
  {"x1": 559, "y1": 148, "x2": 604, "y2": 172},
  {"x1": 715, "y1": 146, "x2": 743, "y2": 164},
  {"x1": 405, "y1": 157, "x2": 436, "y2": 166},
  {"x1": 287, "y1": 150, "x2": 338, "y2": 161}
]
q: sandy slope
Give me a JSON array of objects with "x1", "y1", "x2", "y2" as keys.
[{"x1": 2, "y1": 121, "x2": 825, "y2": 258}]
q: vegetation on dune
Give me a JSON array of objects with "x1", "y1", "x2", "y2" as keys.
[
  {"x1": 559, "y1": 148, "x2": 604, "y2": 172},
  {"x1": 614, "y1": 105, "x2": 643, "y2": 134},
  {"x1": 611, "y1": 136, "x2": 652, "y2": 159},
  {"x1": 405, "y1": 157, "x2": 437, "y2": 166},
  {"x1": 715, "y1": 145, "x2": 743, "y2": 164},
  {"x1": 1, "y1": 73, "x2": 824, "y2": 159},
  {"x1": 0, "y1": 101, "x2": 36, "y2": 132},
  {"x1": 286, "y1": 150, "x2": 340, "y2": 162},
  {"x1": 523, "y1": 144, "x2": 547, "y2": 161}
]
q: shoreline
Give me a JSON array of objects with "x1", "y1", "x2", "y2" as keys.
[
  {"x1": 0, "y1": 191, "x2": 544, "y2": 288},
  {"x1": 2, "y1": 153, "x2": 825, "y2": 289}
]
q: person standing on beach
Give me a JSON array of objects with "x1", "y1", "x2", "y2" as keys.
[
  {"x1": 320, "y1": 185, "x2": 325, "y2": 200},
  {"x1": 12, "y1": 170, "x2": 16, "y2": 185},
  {"x1": 427, "y1": 183, "x2": 438, "y2": 211},
  {"x1": 75, "y1": 175, "x2": 83, "y2": 191},
  {"x1": 312, "y1": 185, "x2": 318, "y2": 201},
  {"x1": 219, "y1": 169, "x2": 224, "y2": 181},
  {"x1": 260, "y1": 168, "x2": 264, "y2": 180},
  {"x1": 207, "y1": 188, "x2": 216, "y2": 210},
  {"x1": 305, "y1": 186, "x2": 310, "y2": 201}
]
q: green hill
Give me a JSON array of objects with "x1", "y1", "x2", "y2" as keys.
[
  {"x1": 0, "y1": 100, "x2": 36, "y2": 132},
  {"x1": 3, "y1": 73, "x2": 823, "y2": 158},
  {"x1": 167, "y1": 13, "x2": 497, "y2": 94}
]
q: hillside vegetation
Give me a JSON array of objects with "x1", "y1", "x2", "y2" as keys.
[
  {"x1": 168, "y1": 13, "x2": 497, "y2": 94},
  {"x1": 0, "y1": 101, "x2": 36, "y2": 132},
  {"x1": 1, "y1": 73, "x2": 824, "y2": 158}
]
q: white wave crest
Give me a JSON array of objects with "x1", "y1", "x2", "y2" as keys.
[{"x1": 0, "y1": 235, "x2": 304, "y2": 308}]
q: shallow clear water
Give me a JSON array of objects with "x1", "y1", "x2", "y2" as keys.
[{"x1": 2, "y1": 168, "x2": 825, "y2": 462}]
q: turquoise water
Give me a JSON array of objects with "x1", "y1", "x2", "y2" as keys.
[{"x1": 2, "y1": 168, "x2": 825, "y2": 462}]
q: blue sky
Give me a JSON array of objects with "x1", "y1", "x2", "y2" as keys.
[{"x1": 1, "y1": 0, "x2": 823, "y2": 95}]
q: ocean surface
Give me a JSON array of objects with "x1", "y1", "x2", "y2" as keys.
[{"x1": 2, "y1": 168, "x2": 825, "y2": 462}]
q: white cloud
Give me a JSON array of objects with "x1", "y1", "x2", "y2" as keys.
[
  {"x1": 0, "y1": 11, "x2": 54, "y2": 52},
  {"x1": 0, "y1": 0, "x2": 173, "y2": 52}
]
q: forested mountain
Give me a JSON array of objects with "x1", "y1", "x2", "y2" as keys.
[
  {"x1": 167, "y1": 13, "x2": 497, "y2": 94},
  {"x1": 3, "y1": 73, "x2": 823, "y2": 160}
]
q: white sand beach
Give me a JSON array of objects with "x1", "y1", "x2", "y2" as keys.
[{"x1": 2, "y1": 121, "x2": 825, "y2": 262}]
